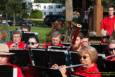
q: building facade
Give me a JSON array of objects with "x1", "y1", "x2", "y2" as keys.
[{"x1": 32, "y1": 3, "x2": 65, "y2": 18}]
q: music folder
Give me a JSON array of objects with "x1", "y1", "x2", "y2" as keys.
[
  {"x1": 10, "y1": 49, "x2": 31, "y2": 67},
  {"x1": 0, "y1": 65, "x2": 17, "y2": 77}
]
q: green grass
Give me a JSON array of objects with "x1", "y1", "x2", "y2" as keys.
[
  {"x1": 0, "y1": 26, "x2": 51, "y2": 43},
  {"x1": 31, "y1": 26, "x2": 51, "y2": 43}
]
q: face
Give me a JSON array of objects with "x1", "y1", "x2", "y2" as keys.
[
  {"x1": 81, "y1": 38, "x2": 89, "y2": 47},
  {"x1": 109, "y1": 43, "x2": 115, "y2": 55},
  {"x1": 0, "y1": 56, "x2": 8, "y2": 65},
  {"x1": 13, "y1": 34, "x2": 21, "y2": 43},
  {"x1": 72, "y1": 37, "x2": 81, "y2": 50},
  {"x1": 80, "y1": 53, "x2": 93, "y2": 68},
  {"x1": 108, "y1": 7, "x2": 114, "y2": 16},
  {"x1": 22, "y1": 28, "x2": 29, "y2": 32},
  {"x1": 51, "y1": 35, "x2": 61, "y2": 46},
  {"x1": 28, "y1": 38, "x2": 39, "y2": 48}
]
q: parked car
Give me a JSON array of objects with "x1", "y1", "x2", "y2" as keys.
[
  {"x1": 16, "y1": 19, "x2": 34, "y2": 27},
  {"x1": 0, "y1": 20, "x2": 10, "y2": 26},
  {"x1": 44, "y1": 14, "x2": 65, "y2": 26}
]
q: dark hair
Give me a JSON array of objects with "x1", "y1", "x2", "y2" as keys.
[
  {"x1": 20, "y1": 25, "x2": 31, "y2": 32},
  {"x1": 108, "y1": 4, "x2": 115, "y2": 9},
  {"x1": 11, "y1": 31, "x2": 22, "y2": 40},
  {"x1": 77, "y1": 32, "x2": 84, "y2": 39},
  {"x1": 13, "y1": 31, "x2": 22, "y2": 36},
  {"x1": 28, "y1": 35, "x2": 39, "y2": 43}
]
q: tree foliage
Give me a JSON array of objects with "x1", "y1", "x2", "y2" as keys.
[
  {"x1": 30, "y1": 10, "x2": 43, "y2": 19},
  {"x1": 34, "y1": 0, "x2": 65, "y2": 4}
]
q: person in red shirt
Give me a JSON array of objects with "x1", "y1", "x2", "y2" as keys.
[
  {"x1": 6, "y1": 31, "x2": 26, "y2": 50},
  {"x1": 52, "y1": 46, "x2": 101, "y2": 77},
  {"x1": 43, "y1": 31, "x2": 63, "y2": 48},
  {"x1": 101, "y1": 5, "x2": 115, "y2": 36},
  {"x1": 0, "y1": 44, "x2": 24, "y2": 77}
]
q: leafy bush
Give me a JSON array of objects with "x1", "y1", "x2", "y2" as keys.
[{"x1": 30, "y1": 10, "x2": 43, "y2": 19}]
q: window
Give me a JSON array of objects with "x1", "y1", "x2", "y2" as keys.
[
  {"x1": 56, "y1": 5, "x2": 62, "y2": 8},
  {"x1": 49, "y1": 12, "x2": 53, "y2": 15},
  {"x1": 44, "y1": 6, "x2": 46, "y2": 9},
  {"x1": 36, "y1": 4, "x2": 41, "y2": 8},
  {"x1": 44, "y1": 12, "x2": 46, "y2": 15},
  {"x1": 49, "y1": 5, "x2": 53, "y2": 9}
]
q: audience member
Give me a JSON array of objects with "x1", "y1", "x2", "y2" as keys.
[
  {"x1": 52, "y1": 46, "x2": 101, "y2": 77},
  {"x1": 0, "y1": 44, "x2": 24, "y2": 77},
  {"x1": 43, "y1": 31, "x2": 63, "y2": 48},
  {"x1": 101, "y1": 5, "x2": 115, "y2": 36},
  {"x1": 6, "y1": 31, "x2": 26, "y2": 50}
]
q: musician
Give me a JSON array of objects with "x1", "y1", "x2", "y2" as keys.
[
  {"x1": 71, "y1": 32, "x2": 83, "y2": 51},
  {"x1": 43, "y1": 31, "x2": 63, "y2": 48},
  {"x1": 27, "y1": 35, "x2": 39, "y2": 48},
  {"x1": 106, "y1": 39, "x2": 115, "y2": 61},
  {"x1": 0, "y1": 44, "x2": 24, "y2": 77},
  {"x1": 104, "y1": 39, "x2": 115, "y2": 71},
  {"x1": 81, "y1": 35, "x2": 90, "y2": 48},
  {"x1": 52, "y1": 46, "x2": 101, "y2": 77},
  {"x1": 20, "y1": 25, "x2": 31, "y2": 32},
  {"x1": 101, "y1": 5, "x2": 115, "y2": 36},
  {"x1": 6, "y1": 31, "x2": 26, "y2": 50}
]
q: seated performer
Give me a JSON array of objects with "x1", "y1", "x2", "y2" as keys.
[
  {"x1": 43, "y1": 31, "x2": 63, "y2": 48},
  {"x1": 6, "y1": 31, "x2": 26, "y2": 50},
  {"x1": 52, "y1": 46, "x2": 101, "y2": 77},
  {"x1": 0, "y1": 43, "x2": 24, "y2": 77},
  {"x1": 27, "y1": 35, "x2": 39, "y2": 48}
]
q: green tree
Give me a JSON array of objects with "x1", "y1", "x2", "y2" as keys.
[
  {"x1": 30, "y1": 10, "x2": 43, "y2": 19},
  {"x1": 6, "y1": 0, "x2": 23, "y2": 26}
]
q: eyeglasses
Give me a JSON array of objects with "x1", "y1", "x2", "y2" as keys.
[
  {"x1": 28, "y1": 42, "x2": 37, "y2": 45},
  {"x1": 80, "y1": 56, "x2": 87, "y2": 60},
  {"x1": 109, "y1": 48, "x2": 115, "y2": 51}
]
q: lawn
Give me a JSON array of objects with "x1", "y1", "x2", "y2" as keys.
[{"x1": 0, "y1": 26, "x2": 51, "y2": 43}]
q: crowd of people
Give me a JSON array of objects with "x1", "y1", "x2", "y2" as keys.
[{"x1": 0, "y1": 4, "x2": 115, "y2": 77}]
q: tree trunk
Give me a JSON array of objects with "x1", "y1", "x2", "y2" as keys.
[
  {"x1": 13, "y1": 13, "x2": 16, "y2": 26},
  {"x1": 93, "y1": 0, "x2": 103, "y2": 36},
  {"x1": 64, "y1": 0, "x2": 73, "y2": 42}
]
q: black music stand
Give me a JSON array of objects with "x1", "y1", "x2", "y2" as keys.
[
  {"x1": 31, "y1": 48, "x2": 67, "y2": 68},
  {"x1": 31, "y1": 48, "x2": 68, "y2": 77},
  {"x1": 10, "y1": 50, "x2": 31, "y2": 67},
  {"x1": 0, "y1": 65, "x2": 14, "y2": 77}
]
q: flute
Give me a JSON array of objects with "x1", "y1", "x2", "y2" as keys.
[{"x1": 50, "y1": 64, "x2": 84, "y2": 70}]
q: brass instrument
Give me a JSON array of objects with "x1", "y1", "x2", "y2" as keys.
[{"x1": 71, "y1": 22, "x2": 82, "y2": 45}]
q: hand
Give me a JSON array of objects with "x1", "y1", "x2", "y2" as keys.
[
  {"x1": 106, "y1": 55, "x2": 115, "y2": 61},
  {"x1": 51, "y1": 64, "x2": 67, "y2": 77},
  {"x1": 101, "y1": 29, "x2": 107, "y2": 36},
  {"x1": 51, "y1": 64, "x2": 59, "y2": 69},
  {"x1": 59, "y1": 65, "x2": 67, "y2": 77},
  {"x1": 10, "y1": 43, "x2": 18, "y2": 49}
]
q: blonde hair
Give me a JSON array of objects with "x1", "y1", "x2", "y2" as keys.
[{"x1": 78, "y1": 46, "x2": 98, "y2": 63}]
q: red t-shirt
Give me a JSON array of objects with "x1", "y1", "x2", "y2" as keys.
[
  {"x1": 6, "y1": 41, "x2": 26, "y2": 49},
  {"x1": 74, "y1": 64, "x2": 101, "y2": 77},
  {"x1": 42, "y1": 42, "x2": 63, "y2": 48},
  {"x1": 101, "y1": 16, "x2": 115, "y2": 36}
]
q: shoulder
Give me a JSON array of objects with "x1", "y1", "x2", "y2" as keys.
[
  {"x1": 19, "y1": 41, "x2": 26, "y2": 45},
  {"x1": 6, "y1": 41, "x2": 13, "y2": 45},
  {"x1": 87, "y1": 64, "x2": 100, "y2": 72},
  {"x1": 102, "y1": 17, "x2": 109, "y2": 21}
]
